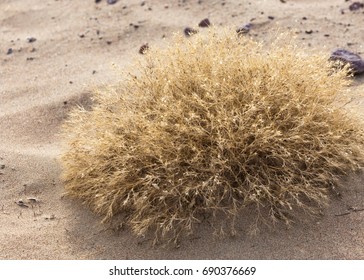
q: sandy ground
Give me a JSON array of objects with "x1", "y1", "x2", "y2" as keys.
[{"x1": 1, "y1": 0, "x2": 364, "y2": 259}]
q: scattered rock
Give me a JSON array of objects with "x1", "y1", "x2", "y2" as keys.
[
  {"x1": 236, "y1": 23, "x2": 252, "y2": 34},
  {"x1": 27, "y1": 37, "x2": 36, "y2": 43},
  {"x1": 107, "y1": 0, "x2": 118, "y2": 4},
  {"x1": 0, "y1": 164, "x2": 5, "y2": 169},
  {"x1": 26, "y1": 57, "x2": 35, "y2": 61},
  {"x1": 302, "y1": 17, "x2": 307, "y2": 20},
  {"x1": 305, "y1": 30, "x2": 313, "y2": 34},
  {"x1": 6, "y1": 48, "x2": 13, "y2": 55},
  {"x1": 268, "y1": 16, "x2": 275, "y2": 20},
  {"x1": 139, "y1": 43, "x2": 149, "y2": 54},
  {"x1": 15, "y1": 200, "x2": 29, "y2": 208},
  {"x1": 27, "y1": 197, "x2": 39, "y2": 203},
  {"x1": 44, "y1": 214, "x2": 55, "y2": 220},
  {"x1": 349, "y1": 2, "x2": 364, "y2": 11},
  {"x1": 184, "y1": 27, "x2": 198, "y2": 37},
  {"x1": 198, "y1": 18, "x2": 211, "y2": 27},
  {"x1": 330, "y1": 49, "x2": 364, "y2": 75},
  {"x1": 95, "y1": 0, "x2": 101, "y2": 3},
  {"x1": 130, "y1": 23, "x2": 140, "y2": 29},
  {"x1": 280, "y1": 0, "x2": 286, "y2": 3},
  {"x1": 141, "y1": 1, "x2": 146, "y2": 6},
  {"x1": 92, "y1": 70, "x2": 97, "y2": 74}
]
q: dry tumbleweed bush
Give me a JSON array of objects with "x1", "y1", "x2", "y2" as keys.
[{"x1": 61, "y1": 28, "x2": 364, "y2": 244}]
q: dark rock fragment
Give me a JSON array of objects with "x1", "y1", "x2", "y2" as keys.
[
  {"x1": 27, "y1": 37, "x2": 36, "y2": 43},
  {"x1": 139, "y1": 43, "x2": 149, "y2": 54},
  {"x1": 198, "y1": 18, "x2": 211, "y2": 27},
  {"x1": 184, "y1": 27, "x2": 198, "y2": 37},
  {"x1": 6, "y1": 48, "x2": 13, "y2": 55},
  {"x1": 349, "y1": 2, "x2": 364, "y2": 11},
  {"x1": 236, "y1": 23, "x2": 252, "y2": 34},
  {"x1": 107, "y1": 0, "x2": 117, "y2": 4},
  {"x1": 330, "y1": 49, "x2": 364, "y2": 75}
]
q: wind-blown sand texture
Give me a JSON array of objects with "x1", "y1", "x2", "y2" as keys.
[{"x1": 1, "y1": 0, "x2": 364, "y2": 259}]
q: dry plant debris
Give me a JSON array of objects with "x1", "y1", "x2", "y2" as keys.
[{"x1": 61, "y1": 28, "x2": 364, "y2": 244}]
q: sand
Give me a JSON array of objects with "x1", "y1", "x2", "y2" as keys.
[{"x1": 1, "y1": 0, "x2": 364, "y2": 259}]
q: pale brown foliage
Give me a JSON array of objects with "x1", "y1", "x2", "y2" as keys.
[{"x1": 61, "y1": 28, "x2": 364, "y2": 244}]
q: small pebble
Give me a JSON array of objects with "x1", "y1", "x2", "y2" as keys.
[
  {"x1": 236, "y1": 23, "x2": 252, "y2": 34},
  {"x1": 27, "y1": 197, "x2": 39, "y2": 203},
  {"x1": 44, "y1": 214, "x2": 55, "y2": 220},
  {"x1": 349, "y1": 2, "x2": 364, "y2": 11},
  {"x1": 6, "y1": 48, "x2": 12, "y2": 55},
  {"x1": 27, "y1": 37, "x2": 37, "y2": 43},
  {"x1": 198, "y1": 18, "x2": 211, "y2": 27},
  {"x1": 107, "y1": 0, "x2": 118, "y2": 4},
  {"x1": 305, "y1": 30, "x2": 313, "y2": 34},
  {"x1": 139, "y1": 43, "x2": 149, "y2": 54},
  {"x1": 330, "y1": 49, "x2": 364, "y2": 75},
  {"x1": 184, "y1": 27, "x2": 198, "y2": 37},
  {"x1": 15, "y1": 200, "x2": 29, "y2": 208}
]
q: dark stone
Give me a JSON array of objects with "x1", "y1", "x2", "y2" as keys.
[
  {"x1": 330, "y1": 49, "x2": 364, "y2": 75},
  {"x1": 236, "y1": 23, "x2": 252, "y2": 35},
  {"x1": 6, "y1": 48, "x2": 13, "y2": 55},
  {"x1": 349, "y1": 2, "x2": 364, "y2": 11},
  {"x1": 139, "y1": 43, "x2": 149, "y2": 54},
  {"x1": 184, "y1": 27, "x2": 198, "y2": 37},
  {"x1": 268, "y1": 16, "x2": 275, "y2": 20},
  {"x1": 198, "y1": 18, "x2": 211, "y2": 27},
  {"x1": 107, "y1": 0, "x2": 117, "y2": 4},
  {"x1": 95, "y1": 0, "x2": 102, "y2": 3},
  {"x1": 27, "y1": 37, "x2": 36, "y2": 43},
  {"x1": 305, "y1": 30, "x2": 313, "y2": 34}
]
